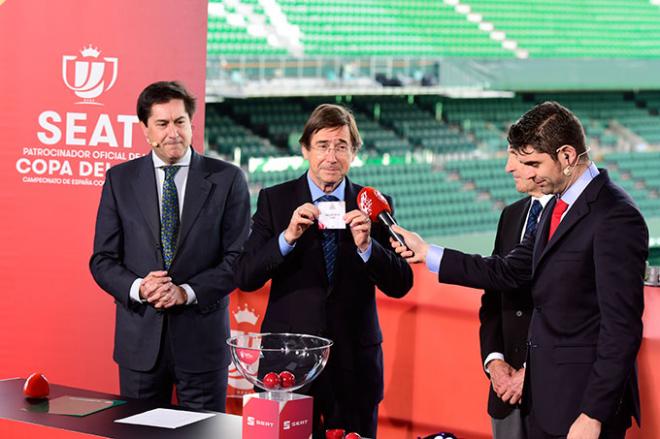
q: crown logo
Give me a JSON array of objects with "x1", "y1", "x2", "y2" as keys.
[
  {"x1": 80, "y1": 45, "x2": 101, "y2": 58},
  {"x1": 233, "y1": 304, "x2": 259, "y2": 325}
]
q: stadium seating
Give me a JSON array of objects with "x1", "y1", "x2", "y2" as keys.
[
  {"x1": 205, "y1": 92, "x2": 660, "y2": 240},
  {"x1": 603, "y1": 152, "x2": 660, "y2": 218},
  {"x1": 466, "y1": 0, "x2": 660, "y2": 58},
  {"x1": 444, "y1": 157, "x2": 520, "y2": 206},
  {"x1": 634, "y1": 91, "x2": 660, "y2": 144},
  {"x1": 249, "y1": 162, "x2": 502, "y2": 237},
  {"x1": 533, "y1": 92, "x2": 660, "y2": 147},
  {"x1": 205, "y1": 105, "x2": 285, "y2": 163},
  {"x1": 207, "y1": 0, "x2": 288, "y2": 57},
  {"x1": 208, "y1": 0, "x2": 660, "y2": 59},
  {"x1": 354, "y1": 96, "x2": 476, "y2": 154}
]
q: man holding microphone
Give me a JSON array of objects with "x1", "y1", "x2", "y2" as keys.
[{"x1": 392, "y1": 102, "x2": 648, "y2": 439}]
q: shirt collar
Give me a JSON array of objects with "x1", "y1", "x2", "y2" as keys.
[
  {"x1": 533, "y1": 194, "x2": 554, "y2": 209},
  {"x1": 306, "y1": 171, "x2": 345, "y2": 202},
  {"x1": 151, "y1": 146, "x2": 192, "y2": 169},
  {"x1": 559, "y1": 162, "x2": 600, "y2": 206}
]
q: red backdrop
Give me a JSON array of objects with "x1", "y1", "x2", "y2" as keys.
[
  {"x1": 0, "y1": 0, "x2": 208, "y2": 393},
  {"x1": 1, "y1": 3, "x2": 659, "y2": 439}
]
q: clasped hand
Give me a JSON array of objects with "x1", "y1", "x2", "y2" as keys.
[
  {"x1": 139, "y1": 270, "x2": 186, "y2": 309},
  {"x1": 488, "y1": 360, "x2": 524, "y2": 405}
]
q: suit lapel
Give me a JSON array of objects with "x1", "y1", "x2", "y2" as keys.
[
  {"x1": 131, "y1": 155, "x2": 160, "y2": 245},
  {"x1": 538, "y1": 197, "x2": 589, "y2": 260},
  {"x1": 511, "y1": 197, "x2": 531, "y2": 245},
  {"x1": 177, "y1": 150, "x2": 213, "y2": 251},
  {"x1": 534, "y1": 171, "x2": 607, "y2": 268}
]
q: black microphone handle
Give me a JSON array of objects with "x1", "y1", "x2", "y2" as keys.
[{"x1": 377, "y1": 211, "x2": 407, "y2": 248}]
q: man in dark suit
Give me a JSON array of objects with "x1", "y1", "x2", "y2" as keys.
[
  {"x1": 90, "y1": 81, "x2": 250, "y2": 412},
  {"x1": 235, "y1": 104, "x2": 413, "y2": 438},
  {"x1": 480, "y1": 147, "x2": 553, "y2": 438},
  {"x1": 392, "y1": 102, "x2": 648, "y2": 439}
]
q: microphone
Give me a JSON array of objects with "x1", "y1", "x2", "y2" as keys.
[{"x1": 357, "y1": 187, "x2": 407, "y2": 249}]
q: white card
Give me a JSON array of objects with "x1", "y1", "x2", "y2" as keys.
[
  {"x1": 114, "y1": 408, "x2": 215, "y2": 429},
  {"x1": 318, "y1": 201, "x2": 346, "y2": 229}
]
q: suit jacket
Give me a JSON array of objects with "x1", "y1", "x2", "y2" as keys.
[
  {"x1": 90, "y1": 149, "x2": 250, "y2": 373},
  {"x1": 440, "y1": 170, "x2": 647, "y2": 435},
  {"x1": 234, "y1": 173, "x2": 413, "y2": 407},
  {"x1": 479, "y1": 196, "x2": 534, "y2": 419}
]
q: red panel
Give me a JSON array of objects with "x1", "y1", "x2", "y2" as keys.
[
  {"x1": 378, "y1": 268, "x2": 660, "y2": 438},
  {"x1": 627, "y1": 286, "x2": 660, "y2": 439},
  {"x1": 379, "y1": 265, "x2": 491, "y2": 437},
  {"x1": 0, "y1": 0, "x2": 208, "y2": 394},
  {"x1": 0, "y1": 418, "x2": 103, "y2": 438}
]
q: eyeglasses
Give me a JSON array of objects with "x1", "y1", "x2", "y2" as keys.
[{"x1": 311, "y1": 144, "x2": 353, "y2": 157}]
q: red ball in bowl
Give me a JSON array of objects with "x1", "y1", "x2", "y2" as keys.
[
  {"x1": 279, "y1": 371, "x2": 296, "y2": 388},
  {"x1": 325, "y1": 429, "x2": 345, "y2": 439},
  {"x1": 263, "y1": 372, "x2": 280, "y2": 389}
]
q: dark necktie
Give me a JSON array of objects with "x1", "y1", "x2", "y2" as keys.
[
  {"x1": 548, "y1": 198, "x2": 569, "y2": 241},
  {"x1": 161, "y1": 166, "x2": 181, "y2": 270},
  {"x1": 523, "y1": 199, "x2": 543, "y2": 239},
  {"x1": 318, "y1": 194, "x2": 339, "y2": 284}
]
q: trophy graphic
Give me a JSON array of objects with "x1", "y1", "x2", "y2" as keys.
[
  {"x1": 227, "y1": 333, "x2": 333, "y2": 439},
  {"x1": 62, "y1": 45, "x2": 118, "y2": 105}
]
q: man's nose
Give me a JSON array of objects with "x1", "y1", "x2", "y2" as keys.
[
  {"x1": 325, "y1": 149, "x2": 339, "y2": 160},
  {"x1": 522, "y1": 168, "x2": 536, "y2": 180}
]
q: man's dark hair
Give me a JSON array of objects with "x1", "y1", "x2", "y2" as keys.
[
  {"x1": 507, "y1": 101, "x2": 586, "y2": 161},
  {"x1": 299, "y1": 104, "x2": 362, "y2": 151},
  {"x1": 137, "y1": 81, "x2": 196, "y2": 124}
]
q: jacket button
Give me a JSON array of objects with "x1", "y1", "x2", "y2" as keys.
[{"x1": 516, "y1": 310, "x2": 523, "y2": 317}]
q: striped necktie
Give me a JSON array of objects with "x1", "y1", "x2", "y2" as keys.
[
  {"x1": 318, "y1": 194, "x2": 339, "y2": 284},
  {"x1": 161, "y1": 165, "x2": 180, "y2": 270},
  {"x1": 523, "y1": 199, "x2": 543, "y2": 239}
]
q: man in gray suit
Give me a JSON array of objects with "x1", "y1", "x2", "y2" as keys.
[{"x1": 90, "y1": 81, "x2": 250, "y2": 411}]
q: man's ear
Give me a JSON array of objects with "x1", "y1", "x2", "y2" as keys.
[{"x1": 557, "y1": 144, "x2": 577, "y2": 165}]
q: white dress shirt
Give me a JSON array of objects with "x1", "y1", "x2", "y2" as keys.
[{"x1": 129, "y1": 147, "x2": 197, "y2": 305}]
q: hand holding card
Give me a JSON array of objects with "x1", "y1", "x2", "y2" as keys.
[{"x1": 318, "y1": 201, "x2": 346, "y2": 230}]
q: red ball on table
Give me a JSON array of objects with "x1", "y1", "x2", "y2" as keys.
[
  {"x1": 345, "y1": 433, "x2": 362, "y2": 439},
  {"x1": 23, "y1": 372, "x2": 49, "y2": 399}
]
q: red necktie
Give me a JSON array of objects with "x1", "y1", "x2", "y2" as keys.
[{"x1": 548, "y1": 199, "x2": 568, "y2": 240}]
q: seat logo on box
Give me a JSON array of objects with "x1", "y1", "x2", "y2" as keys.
[
  {"x1": 246, "y1": 416, "x2": 275, "y2": 428},
  {"x1": 283, "y1": 419, "x2": 309, "y2": 430}
]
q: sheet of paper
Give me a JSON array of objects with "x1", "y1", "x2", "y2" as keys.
[
  {"x1": 114, "y1": 408, "x2": 216, "y2": 429},
  {"x1": 318, "y1": 201, "x2": 346, "y2": 229}
]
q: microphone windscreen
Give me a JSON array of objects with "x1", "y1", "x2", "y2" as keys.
[{"x1": 357, "y1": 187, "x2": 392, "y2": 222}]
